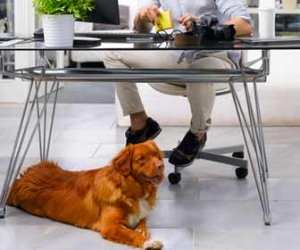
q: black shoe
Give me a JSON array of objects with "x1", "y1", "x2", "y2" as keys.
[
  {"x1": 125, "y1": 117, "x2": 162, "y2": 145},
  {"x1": 169, "y1": 130, "x2": 207, "y2": 167}
]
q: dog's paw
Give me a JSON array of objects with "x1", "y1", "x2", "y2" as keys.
[
  {"x1": 136, "y1": 228, "x2": 150, "y2": 238},
  {"x1": 142, "y1": 240, "x2": 163, "y2": 250}
]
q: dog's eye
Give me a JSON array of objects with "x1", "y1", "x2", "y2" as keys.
[{"x1": 138, "y1": 156, "x2": 146, "y2": 164}]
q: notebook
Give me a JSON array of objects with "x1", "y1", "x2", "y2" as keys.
[
  {"x1": 0, "y1": 39, "x2": 23, "y2": 47},
  {"x1": 237, "y1": 36, "x2": 300, "y2": 44},
  {"x1": 0, "y1": 33, "x2": 17, "y2": 41},
  {"x1": 154, "y1": 10, "x2": 174, "y2": 31},
  {"x1": 73, "y1": 37, "x2": 101, "y2": 47}
]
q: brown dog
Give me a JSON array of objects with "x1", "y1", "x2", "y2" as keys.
[{"x1": 7, "y1": 140, "x2": 165, "y2": 249}]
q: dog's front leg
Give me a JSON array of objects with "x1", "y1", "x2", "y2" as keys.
[
  {"x1": 101, "y1": 223, "x2": 153, "y2": 248},
  {"x1": 93, "y1": 207, "x2": 163, "y2": 249},
  {"x1": 135, "y1": 218, "x2": 150, "y2": 238},
  {"x1": 101, "y1": 224, "x2": 163, "y2": 250}
]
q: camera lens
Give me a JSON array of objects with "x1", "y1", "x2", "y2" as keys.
[{"x1": 213, "y1": 25, "x2": 235, "y2": 41}]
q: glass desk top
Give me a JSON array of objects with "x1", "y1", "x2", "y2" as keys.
[{"x1": 1, "y1": 35, "x2": 300, "y2": 51}]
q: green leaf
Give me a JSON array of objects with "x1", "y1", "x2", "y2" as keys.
[{"x1": 32, "y1": 0, "x2": 95, "y2": 18}]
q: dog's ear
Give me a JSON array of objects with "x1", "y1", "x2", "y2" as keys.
[
  {"x1": 146, "y1": 140, "x2": 164, "y2": 159},
  {"x1": 112, "y1": 146, "x2": 132, "y2": 176}
]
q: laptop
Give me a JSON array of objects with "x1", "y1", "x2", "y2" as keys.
[
  {"x1": 34, "y1": 27, "x2": 155, "y2": 40},
  {"x1": 74, "y1": 29, "x2": 155, "y2": 40},
  {"x1": 237, "y1": 36, "x2": 300, "y2": 44}
]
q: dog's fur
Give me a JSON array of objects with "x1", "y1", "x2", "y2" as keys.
[{"x1": 7, "y1": 140, "x2": 165, "y2": 249}]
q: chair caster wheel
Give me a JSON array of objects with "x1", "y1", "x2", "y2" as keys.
[
  {"x1": 168, "y1": 172, "x2": 181, "y2": 184},
  {"x1": 232, "y1": 151, "x2": 244, "y2": 159},
  {"x1": 235, "y1": 167, "x2": 248, "y2": 179}
]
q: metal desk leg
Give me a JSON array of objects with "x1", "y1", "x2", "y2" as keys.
[
  {"x1": 0, "y1": 74, "x2": 60, "y2": 218},
  {"x1": 230, "y1": 80, "x2": 271, "y2": 225}
]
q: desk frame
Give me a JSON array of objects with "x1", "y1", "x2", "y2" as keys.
[{"x1": 0, "y1": 49, "x2": 271, "y2": 225}]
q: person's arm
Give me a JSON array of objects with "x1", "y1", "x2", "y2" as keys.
[
  {"x1": 133, "y1": 0, "x2": 162, "y2": 32},
  {"x1": 224, "y1": 17, "x2": 253, "y2": 37},
  {"x1": 178, "y1": 15, "x2": 253, "y2": 37},
  {"x1": 134, "y1": 5, "x2": 162, "y2": 32},
  {"x1": 216, "y1": 0, "x2": 253, "y2": 36}
]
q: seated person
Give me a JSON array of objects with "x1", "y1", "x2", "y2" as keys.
[{"x1": 102, "y1": 0, "x2": 253, "y2": 167}]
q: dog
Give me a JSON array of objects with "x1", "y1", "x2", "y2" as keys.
[{"x1": 7, "y1": 140, "x2": 165, "y2": 249}]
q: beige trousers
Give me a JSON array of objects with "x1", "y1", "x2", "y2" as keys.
[{"x1": 102, "y1": 50, "x2": 234, "y2": 133}]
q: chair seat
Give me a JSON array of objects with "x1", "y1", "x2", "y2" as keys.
[
  {"x1": 148, "y1": 50, "x2": 248, "y2": 97},
  {"x1": 148, "y1": 82, "x2": 231, "y2": 96}
]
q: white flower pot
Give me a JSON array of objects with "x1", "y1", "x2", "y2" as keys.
[{"x1": 42, "y1": 14, "x2": 75, "y2": 47}]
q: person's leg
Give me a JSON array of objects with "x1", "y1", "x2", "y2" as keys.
[
  {"x1": 187, "y1": 52, "x2": 234, "y2": 135},
  {"x1": 101, "y1": 50, "x2": 184, "y2": 144},
  {"x1": 102, "y1": 51, "x2": 145, "y2": 130},
  {"x1": 169, "y1": 52, "x2": 235, "y2": 167}
]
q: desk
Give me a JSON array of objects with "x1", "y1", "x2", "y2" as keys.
[{"x1": 0, "y1": 37, "x2": 290, "y2": 226}]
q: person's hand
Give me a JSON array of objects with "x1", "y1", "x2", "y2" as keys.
[
  {"x1": 179, "y1": 14, "x2": 200, "y2": 31},
  {"x1": 138, "y1": 5, "x2": 162, "y2": 29}
]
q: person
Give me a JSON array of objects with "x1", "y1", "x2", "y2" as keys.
[{"x1": 102, "y1": 0, "x2": 253, "y2": 167}]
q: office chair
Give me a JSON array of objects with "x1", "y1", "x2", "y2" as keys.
[{"x1": 148, "y1": 82, "x2": 248, "y2": 184}]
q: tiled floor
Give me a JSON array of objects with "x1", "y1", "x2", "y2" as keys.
[{"x1": 1, "y1": 103, "x2": 300, "y2": 250}]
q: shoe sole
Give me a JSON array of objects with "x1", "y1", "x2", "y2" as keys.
[
  {"x1": 170, "y1": 143, "x2": 206, "y2": 168},
  {"x1": 149, "y1": 127, "x2": 162, "y2": 141},
  {"x1": 126, "y1": 127, "x2": 162, "y2": 146},
  {"x1": 173, "y1": 157, "x2": 196, "y2": 168}
]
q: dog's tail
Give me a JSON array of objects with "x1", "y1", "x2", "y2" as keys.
[
  {"x1": 6, "y1": 179, "x2": 20, "y2": 206},
  {"x1": 6, "y1": 161, "x2": 50, "y2": 206}
]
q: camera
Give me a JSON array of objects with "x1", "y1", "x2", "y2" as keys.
[{"x1": 191, "y1": 14, "x2": 236, "y2": 42}]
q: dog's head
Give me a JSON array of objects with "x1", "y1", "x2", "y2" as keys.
[{"x1": 112, "y1": 140, "x2": 164, "y2": 186}]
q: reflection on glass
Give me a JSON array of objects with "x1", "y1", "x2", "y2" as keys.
[
  {"x1": 0, "y1": 0, "x2": 7, "y2": 33},
  {"x1": 0, "y1": 0, "x2": 14, "y2": 79},
  {"x1": 276, "y1": 14, "x2": 300, "y2": 35}
]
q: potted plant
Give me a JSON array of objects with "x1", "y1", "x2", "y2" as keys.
[{"x1": 32, "y1": 0, "x2": 95, "y2": 47}]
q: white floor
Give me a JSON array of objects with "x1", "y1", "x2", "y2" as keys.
[{"x1": 1, "y1": 103, "x2": 300, "y2": 250}]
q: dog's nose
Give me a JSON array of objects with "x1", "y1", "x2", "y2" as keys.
[{"x1": 157, "y1": 162, "x2": 164, "y2": 171}]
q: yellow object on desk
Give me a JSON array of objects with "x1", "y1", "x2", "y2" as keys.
[{"x1": 154, "y1": 10, "x2": 174, "y2": 31}]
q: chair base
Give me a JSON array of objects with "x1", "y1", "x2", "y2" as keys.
[
  {"x1": 164, "y1": 144, "x2": 248, "y2": 184},
  {"x1": 0, "y1": 207, "x2": 5, "y2": 218}
]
